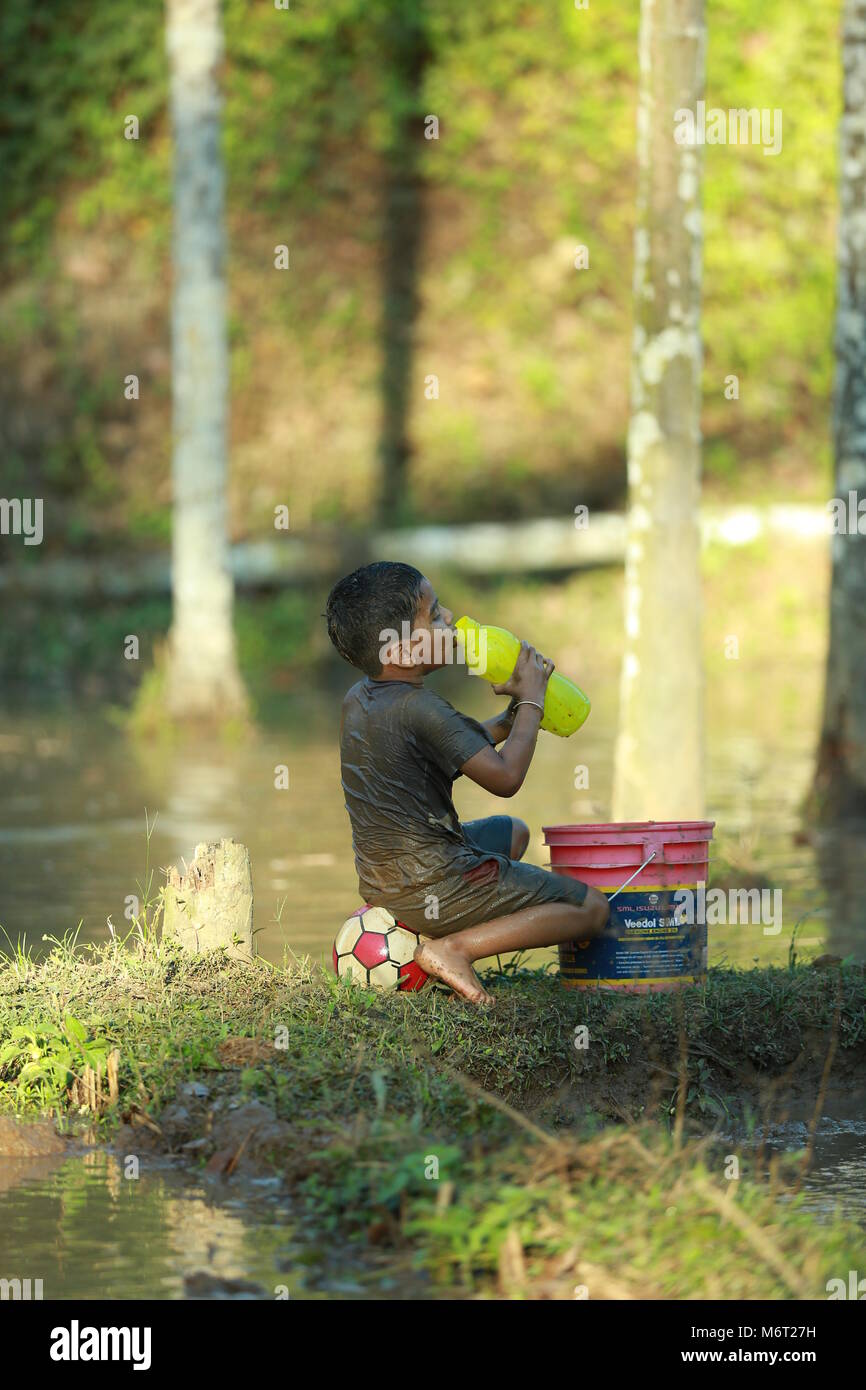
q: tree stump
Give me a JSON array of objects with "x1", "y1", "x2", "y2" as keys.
[{"x1": 162, "y1": 838, "x2": 254, "y2": 962}]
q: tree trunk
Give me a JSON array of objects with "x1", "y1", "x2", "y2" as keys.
[
  {"x1": 815, "y1": 0, "x2": 866, "y2": 821},
  {"x1": 612, "y1": 0, "x2": 706, "y2": 823},
  {"x1": 164, "y1": 0, "x2": 246, "y2": 720},
  {"x1": 377, "y1": 6, "x2": 431, "y2": 525}
]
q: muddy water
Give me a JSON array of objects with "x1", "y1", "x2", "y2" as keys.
[
  {"x1": 0, "y1": 689, "x2": 862, "y2": 967},
  {"x1": 760, "y1": 1120, "x2": 866, "y2": 1226},
  {"x1": 0, "y1": 1148, "x2": 302, "y2": 1300}
]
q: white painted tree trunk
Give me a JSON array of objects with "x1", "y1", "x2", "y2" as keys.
[
  {"x1": 816, "y1": 0, "x2": 866, "y2": 819},
  {"x1": 612, "y1": 0, "x2": 706, "y2": 822},
  {"x1": 165, "y1": 0, "x2": 246, "y2": 719}
]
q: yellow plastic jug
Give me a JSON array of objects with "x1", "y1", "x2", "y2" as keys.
[{"x1": 454, "y1": 616, "x2": 591, "y2": 738}]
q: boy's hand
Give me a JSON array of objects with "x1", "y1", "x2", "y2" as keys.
[
  {"x1": 463, "y1": 642, "x2": 554, "y2": 796},
  {"x1": 492, "y1": 641, "x2": 555, "y2": 706}
]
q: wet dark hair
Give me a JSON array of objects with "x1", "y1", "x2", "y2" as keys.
[{"x1": 325, "y1": 562, "x2": 425, "y2": 677}]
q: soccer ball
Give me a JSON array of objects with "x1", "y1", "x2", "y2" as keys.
[{"x1": 332, "y1": 905, "x2": 429, "y2": 992}]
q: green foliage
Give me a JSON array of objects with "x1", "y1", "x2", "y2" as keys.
[
  {"x1": 0, "y1": 587, "x2": 317, "y2": 706},
  {"x1": 0, "y1": 0, "x2": 844, "y2": 533},
  {"x1": 0, "y1": 2, "x2": 168, "y2": 265},
  {"x1": 235, "y1": 590, "x2": 318, "y2": 681},
  {"x1": 0, "y1": 597, "x2": 170, "y2": 697},
  {"x1": 0, "y1": 1015, "x2": 113, "y2": 1102}
]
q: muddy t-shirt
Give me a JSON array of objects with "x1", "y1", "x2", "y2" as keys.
[{"x1": 339, "y1": 677, "x2": 495, "y2": 904}]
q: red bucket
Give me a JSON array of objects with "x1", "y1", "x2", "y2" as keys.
[{"x1": 542, "y1": 820, "x2": 715, "y2": 993}]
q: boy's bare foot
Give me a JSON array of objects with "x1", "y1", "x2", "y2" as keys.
[{"x1": 414, "y1": 940, "x2": 494, "y2": 1006}]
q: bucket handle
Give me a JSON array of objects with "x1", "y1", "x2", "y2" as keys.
[{"x1": 607, "y1": 849, "x2": 657, "y2": 902}]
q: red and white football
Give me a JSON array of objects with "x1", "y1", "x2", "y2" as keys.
[{"x1": 332, "y1": 905, "x2": 429, "y2": 992}]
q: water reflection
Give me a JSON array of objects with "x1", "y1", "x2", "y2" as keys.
[
  {"x1": 761, "y1": 1120, "x2": 866, "y2": 1226},
  {"x1": 0, "y1": 1149, "x2": 297, "y2": 1300}
]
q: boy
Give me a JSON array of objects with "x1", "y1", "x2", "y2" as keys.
[{"x1": 326, "y1": 561, "x2": 609, "y2": 1005}]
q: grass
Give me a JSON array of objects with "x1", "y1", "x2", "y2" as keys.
[{"x1": 1, "y1": 933, "x2": 864, "y2": 1298}]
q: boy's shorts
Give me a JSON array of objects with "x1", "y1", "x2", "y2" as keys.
[{"x1": 390, "y1": 814, "x2": 590, "y2": 940}]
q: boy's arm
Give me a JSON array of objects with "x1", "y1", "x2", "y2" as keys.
[
  {"x1": 460, "y1": 643, "x2": 553, "y2": 797},
  {"x1": 481, "y1": 698, "x2": 518, "y2": 745}
]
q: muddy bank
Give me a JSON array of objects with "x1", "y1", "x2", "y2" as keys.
[
  {"x1": 107, "y1": 1016, "x2": 866, "y2": 1181},
  {"x1": 2, "y1": 945, "x2": 864, "y2": 1169},
  {"x1": 528, "y1": 1026, "x2": 866, "y2": 1137}
]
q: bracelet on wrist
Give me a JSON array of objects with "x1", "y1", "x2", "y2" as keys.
[{"x1": 513, "y1": 700, "x2": 544, "y2": 715}]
